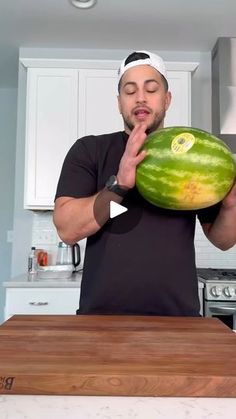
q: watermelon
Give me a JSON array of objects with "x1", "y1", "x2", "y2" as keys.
[{"x1": 136, "y1": 127, "x2": 236, "y2": 210}]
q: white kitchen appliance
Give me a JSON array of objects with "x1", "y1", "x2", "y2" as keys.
[
  {"x1": 197, "y1": 268, "x2": 236, "y2": 331},
  {"x1": 56, "y1": 242, "x2": 81, "y2": 271}
]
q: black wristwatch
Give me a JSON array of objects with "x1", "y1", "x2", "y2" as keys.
[{"x1": 105, "y1": 175, "x2": 129, "y2": 198}]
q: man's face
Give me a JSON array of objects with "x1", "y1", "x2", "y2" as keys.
[{"x1": 117, "y1": 65, "x2": 171, "y2": 135}]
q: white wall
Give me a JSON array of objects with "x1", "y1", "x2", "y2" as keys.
[{"x1": 0, "y1": 88, "x2": 17, "y2": 322}]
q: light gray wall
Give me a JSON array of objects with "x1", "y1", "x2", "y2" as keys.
[
  {"x1": 11, "y1": 48, "x2": 212, "y2": 277},
  {"x1": 0, "y1": 88, "x2": 17, "y2": 323},
  {"x1": 159, "y1": 50, "x2": 212, "y2": 131},
  {"x1": 11, "y1": 63, "x2": 33, "y2": 278},
  {"x1": 191, "y1": 52, "x2": 212, "y2": 132}
]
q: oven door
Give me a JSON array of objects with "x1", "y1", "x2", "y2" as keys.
[{"x1": 204, "y1": 300, "x2": 236, "y2": 331}]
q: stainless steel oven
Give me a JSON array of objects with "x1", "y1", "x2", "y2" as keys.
[{"x1": 197, "y1": 268, "x2": 236, "y2": 331}]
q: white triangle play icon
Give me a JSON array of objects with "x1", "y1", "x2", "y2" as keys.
[{"x1": 110, "y1": 201, "x2": 128, "y2": 219}]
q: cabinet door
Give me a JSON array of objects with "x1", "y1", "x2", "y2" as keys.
[
  {"x1": 4, "y1": 288, "x2": 80, "y2": 320},
  {"x1": 165, "y1": 71, "x2": 191, "y2": 127},
  {"x1": 24, "y1": 68, "x2": 79, "y2": 209},
  {"x1": 78, "y1": 69, "x2": 123, "y2": 137},
  {"x1": 23, "y1": 66, "x2": 191, "y2": 210},
  {"x1": 78, "y1": 69, "x2": 191, "y2": 137}
]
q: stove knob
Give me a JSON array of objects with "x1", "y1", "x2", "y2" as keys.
[
  {"x1": 210, "y1": 286, "x2": 222, "y2": 297},
  {"x1": 223, "y1": 286, "x2": 234, "y2": 298}
]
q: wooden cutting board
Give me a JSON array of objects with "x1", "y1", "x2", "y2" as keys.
[{"x1": 0, "y1": 314, "x2": 236, "y2": 397}]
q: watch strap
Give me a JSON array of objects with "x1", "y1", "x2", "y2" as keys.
[{"x1": 105, "y1": 175, "x2": 129, "y2": 198}]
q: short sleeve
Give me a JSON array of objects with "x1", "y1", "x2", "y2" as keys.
[{"x1": 55, "y1": 136, "x2": 98, "y2": 200}]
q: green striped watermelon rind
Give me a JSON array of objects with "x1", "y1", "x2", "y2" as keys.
[{"x1": 136, "y1": 126, "x2": 236, "y2": 210}]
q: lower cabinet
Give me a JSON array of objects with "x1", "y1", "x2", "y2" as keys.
[
  {"x1": 4, "y1": 287, "x2": 80, "y2": 321},
  {"x1": 4, "y1": 279, "x2": 202, "y2": 320}
]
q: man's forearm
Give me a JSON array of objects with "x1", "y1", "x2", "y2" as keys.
[
  {"x1": 203, "y1": 206, "x2": 236, "y2": 250},
  {"x1": 53, "y1": 194, "x2": 100, "y2": 244},
  {"x1": 53, "y1": 190, "x2": 123, "y2": 244}
]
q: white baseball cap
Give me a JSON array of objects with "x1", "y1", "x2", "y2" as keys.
[{"x1": 118, "y1": 50, "x2": 167, "y2": 85}]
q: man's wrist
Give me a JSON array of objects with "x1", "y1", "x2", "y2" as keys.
[{"x1": 105, "y1": 175, "x2": 129, "y2": 198}]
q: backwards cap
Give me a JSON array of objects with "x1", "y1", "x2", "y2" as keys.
[{"x1": 118, "y1": 50, "x2": 167, "y2": 85}]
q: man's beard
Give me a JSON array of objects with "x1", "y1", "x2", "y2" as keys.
[{"x1": 123, "y1": 110, "x2": 166, "y2": 135}]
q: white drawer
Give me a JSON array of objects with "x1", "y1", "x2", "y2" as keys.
[{"x1": 5, "y1": 288, "x2": 80, "y2": 319}]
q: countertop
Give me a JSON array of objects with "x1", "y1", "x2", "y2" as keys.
[
  {"x1": 1, "y1": 394, "x2": 236, "y2": 419},
  {"x1": 2, "y1": 272, "x2": 82, "y2": 288},
  {"x1": 3, "y1": 272, "x2": 204, "y2": 288}
]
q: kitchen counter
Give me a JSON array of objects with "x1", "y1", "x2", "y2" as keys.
[
  {"x1": 2, "y1": 273, "x2": 83, "y2": 322},
  {"x1": 2, "y1": 272, "x2": 82, "y2": 288},
  {"x1": 3, "y1": 273, "x2": 203, "y2": 288},
  {"x1": 1, "y1": 394, "x2": 236, "y2": 419}
]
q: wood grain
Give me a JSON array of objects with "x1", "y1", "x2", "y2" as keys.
[{"x1": 0, "y1": 315, "x2": 235, "y2": 397}]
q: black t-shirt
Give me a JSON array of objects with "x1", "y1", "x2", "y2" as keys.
[{"x1": 55, "y1": 131, "x2": 220, "y2": 316}]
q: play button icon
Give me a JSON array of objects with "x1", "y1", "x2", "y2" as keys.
[
  {"x1": 110, "y1": 201, "x2": 127, "y2": 218},
  {"x1": 93, "y1": 187, "x2": 142, "y2": 234}
]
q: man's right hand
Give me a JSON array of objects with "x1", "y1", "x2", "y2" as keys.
[
  {"x1": 54, "y1": 124, "x2": 148, "y2": 244},
  {"x1": 116, "y1": 124, "x2": 147, "y2": 189}
]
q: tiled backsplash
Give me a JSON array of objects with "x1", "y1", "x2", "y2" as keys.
[
  {"x1": 31, "y1": 212, "x2": 236, "y2": 269},
  {"x1": 31, "y1": 212, "x2": 87, "y2": 267},
  {"x1": 195, "y1": 219, "x2": 236, "y2": 268}
]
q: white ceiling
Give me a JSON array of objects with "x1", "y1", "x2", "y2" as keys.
[{"x1": 1, "y1": 0, "x2": 236, "y2": 87}]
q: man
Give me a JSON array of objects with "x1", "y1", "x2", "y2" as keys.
[{"x1": 53, "y1": 51, "x2": 236, "y2": 316}]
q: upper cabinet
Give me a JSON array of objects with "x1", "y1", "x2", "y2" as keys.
[
  {"x1": 24, "y1": 68, "x2": 79, "y2": 209},
  {"x1": 78, "y1": 69, "x2": 123, "y2": 137},
  {"x1": 165, "y1": 71, "x2": 191, "y2": 127},
  {"x1": 22, "y1": 60, "x2": 198, "y2": 210}
]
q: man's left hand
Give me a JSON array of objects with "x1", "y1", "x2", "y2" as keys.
[{"x1": 222, "y1": 180, "x2": 236, "y2": 210}]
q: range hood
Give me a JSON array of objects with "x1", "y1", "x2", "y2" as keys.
[{"x1": 212, "y1": 37, "x2": 236, "y2": 152}]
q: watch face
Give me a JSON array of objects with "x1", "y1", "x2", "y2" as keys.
[
  {"x1": 108, "y1": 175, "x2": 117, "y2": 186},
  {"x1": 105, "y1": 175, "x2": 129, "y2": 197},
  {"x1": 106, "y1": 175, "x2": 117, "y2": 189}
]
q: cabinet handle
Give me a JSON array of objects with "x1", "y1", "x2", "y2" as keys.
[{"x1": 29, "y1": 301, "x2": 49, "y2": 306}]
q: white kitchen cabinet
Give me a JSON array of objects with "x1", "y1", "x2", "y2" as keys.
[
  {"x1": 4, "y1": 286, "x2": 80, "y2": 321},
  {"x1": 78, "y1": 69, "x2": 191, "y2": 136},
  {"x1": 24, "y1": 68, "x2": 79, "y2": 209},
  {"x1": 24, "y1": 67, "x2": 124, "y2": 210},
  {"x1": 165, "y1": 71, "x2": 191, "y2": 127},
  {"x1": 23, "y1": 61, "x2": 195, "y2": 210},
  {"x1": 78, "y1": 68, "x2": 123, "y2": 137}
]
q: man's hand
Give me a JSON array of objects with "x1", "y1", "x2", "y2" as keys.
[
  {"x1": 202, "y1": 180, "x2": 236, "y2": 250},
  {"x1": 222, "y1": 180, "x2": 236, "y2": 210},
  {"x1": 116, "y1": 124, "x2": 147, "y2": 189}
]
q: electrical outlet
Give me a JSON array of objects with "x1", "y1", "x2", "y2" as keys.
[{"x1": 7, "y1": 230, "x2": 13, "y2": 243}]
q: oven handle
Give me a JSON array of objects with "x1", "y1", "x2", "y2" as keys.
[{"x1": 209, "y1": 306, "x2": 236, "y2": 315}]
